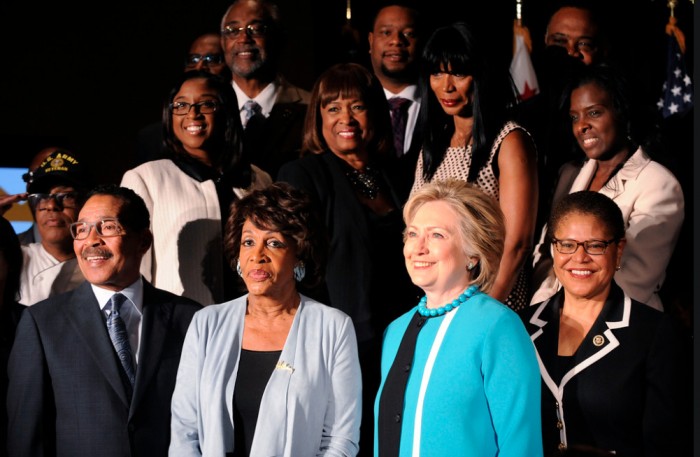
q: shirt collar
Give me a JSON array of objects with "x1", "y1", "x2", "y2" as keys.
[
  {"x1": 383, "y1": 84, "x2": 420, "y2": 103},
  {"x1": 232, "y1": 80, "x2": 279, "y2": 117},
  {"x1": 93, "y1": 277, "x2": 144, "y2": 315}
]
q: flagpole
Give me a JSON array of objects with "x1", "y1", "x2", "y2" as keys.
[
  {"x1": 513, "y1": 0, "x2": 532, "y2": 54},
  {"x1": 665, "y1": 0, "x2": 686, "y2": 53},
  {"x1": 510, "y1": 0, "x2": 539, "y2": 101}
]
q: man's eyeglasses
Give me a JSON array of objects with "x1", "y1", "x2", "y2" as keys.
[
  {"x1": 169, "y1": 100, "x2": 219, "y2": 116},
  {"x1": 28, "y1": 192, "x2": 81, "y2": 211},
  {"x1": 221, "y1": 23, "x2": 268, "y2": 39},
  {"x1": 551, "y1": 238, "x2": 617, "y2": 256},
  {"x1": 185, "y1": 53, "x2": 224, "y2": 67},
  {"x1": 70, "y1": 218, "x2": 126, "y2": 240}
]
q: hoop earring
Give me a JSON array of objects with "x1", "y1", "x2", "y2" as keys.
[
  {"x1": 236, "y1": 259, "x2": 243, "y2": 277},
  {"x1": 293, "y1": 262, "x2": 306, "y2": 282}
]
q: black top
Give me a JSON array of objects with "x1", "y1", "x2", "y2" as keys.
[
  {"x1": 377, "y1": 311, "x2": 427, "y2": 457},
  {"x1": 232, "y1": 349, "x2": 282, "y2": 457}
]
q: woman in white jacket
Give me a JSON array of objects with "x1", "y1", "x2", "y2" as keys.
[
  {"x1": 531, "y1": 64, "x2": 684, "y2": 311},
  {"x1": 121, "y1": 71, "x2": 271, "y2": 305}
]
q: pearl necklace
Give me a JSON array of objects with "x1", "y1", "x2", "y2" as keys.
[{"x1": 417, "y1": 284, "x2": 480, "y2": 318}]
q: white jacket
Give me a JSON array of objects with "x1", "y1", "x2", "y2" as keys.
[{"x1": 121, "y1": 159, "x2": 272, "y2": 305}]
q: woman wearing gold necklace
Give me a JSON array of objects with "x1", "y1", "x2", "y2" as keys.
[{"x1": 375, "y1": 179, "x2": 543, "y2": 457}]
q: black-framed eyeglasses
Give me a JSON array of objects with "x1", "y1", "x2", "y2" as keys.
[
  {"x1": 70, "y1": 218, "x2": 126, "y2": 240},
  {"x1": 221, "y1": 23, "x2": 268, "y2": 39},
  {"x1": 551, "y1": 238, "x2": 617, "y2": 256},
  {"x1": 169, "y1": 100, "x2": 219, "y2": 116},
  {"x1": 28, "y1": 192, "x2": 81, "y2": 211},
  {"x1": 185, "y1": 53, "x2": 224, "y2": 67}
]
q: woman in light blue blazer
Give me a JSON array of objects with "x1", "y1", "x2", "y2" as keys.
[{"x1": 170, "y1": 183, "x2": 362, "y2": 457}]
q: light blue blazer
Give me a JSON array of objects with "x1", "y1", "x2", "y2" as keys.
[{"x1": 169, "y1": 294, "x2": 362, "y2": 457}]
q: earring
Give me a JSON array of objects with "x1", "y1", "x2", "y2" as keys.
[
  {"x1": 236, "y1": 258, "x2": 243, "y2": 277},
  {"x1": 293, "y1": 261, "x2": 306, "y2": 282},
  {"x1": 467, "y1": 262, "x2": 474, "y2": 271},
  {"x1": 615, "y1": 265, "x2": 621, "y2": 271}
]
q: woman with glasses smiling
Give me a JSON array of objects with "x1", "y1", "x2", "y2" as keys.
[
  {"x1": 121, "y1": 70, "x2": 272, "y2": 306},
  {"x1": 519, "y1": 190, "x2": 689, "y2": 456}
]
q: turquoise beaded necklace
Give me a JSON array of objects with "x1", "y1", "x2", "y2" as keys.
[{"x1": 417, "y1": 284, "x2": 480, "y2": 317}]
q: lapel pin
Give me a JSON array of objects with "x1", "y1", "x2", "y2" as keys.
[{"x1": 592, "y1": 335, "x2": 605, "y2": 347}]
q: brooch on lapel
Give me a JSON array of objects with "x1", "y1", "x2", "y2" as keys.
[{"x1": 275, "y1": 360, "x2": 295, "y2": 373}]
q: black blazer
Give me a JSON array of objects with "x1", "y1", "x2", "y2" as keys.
[
  {"x1": 7, "y1": 280, "x2": 202, "y2": 457},
  {"x1": 277, "y1": 152, "x2": 420, "y2": 343},
  {"x1": 519, "y1": 283, "x2": 690, "y2": 457},
  {"x1": 244, "y1": 81, "x2": 309, "y2": 179}
]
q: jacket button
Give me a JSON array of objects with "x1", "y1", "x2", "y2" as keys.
[
  {"x1": 558, "y1": 443, "x2": 566, "y2": 451},
  {"x1": 394, "y1": 414, "x2": 401, "y2": 423},
  {"x1": 556, "y1": 420, "x2": 563, "y2": 429}
]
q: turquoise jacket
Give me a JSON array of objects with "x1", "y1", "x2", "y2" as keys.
[{"x1": 374, "y1": 291, "x2": 543, "y2": 457}]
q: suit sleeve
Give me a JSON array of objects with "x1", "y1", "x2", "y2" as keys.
[
  {"x1": 482, "y1": 312, "x2": 544, "y2": 457},
  {"x1": 169, "y1": 313, "x2": 203, "y2": 457},
  {"x1": 643, "y1": 315, "x2": 690, "y2": 455},
  {"x1": 277, "y1": 161, "x2": 318, "y2": 197},
  {"x1": 319, "y1": 315, "x2": 362, "y2": 457},
  {"x1": 614, "y1": 169, "x2": 684, "y2": 306},
  {"x1": 7, "y1": 309, "x2": 55, "y2": 457}
]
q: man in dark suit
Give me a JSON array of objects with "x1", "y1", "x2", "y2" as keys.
[
  {"x1": 7, "y1": 184, "x2": 202, "y2": 457},
  {"x1": 367, "y1": 1, "x2": 425, "y2": 202},
  {"x1": 220, "y1": 0, "x2": 310, "y2": 179}
]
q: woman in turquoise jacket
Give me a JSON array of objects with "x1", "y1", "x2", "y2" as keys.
[{"x1": 375, "y1": 179, "x2": 543, "y2": 457}]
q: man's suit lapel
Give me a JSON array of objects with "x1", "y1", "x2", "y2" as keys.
[
  {"x1": 130, "y1": 282, "x2": 171, "y2": 416},
  {"x1": 65, "y1": 282, "x2": 131, "y2": 406}
]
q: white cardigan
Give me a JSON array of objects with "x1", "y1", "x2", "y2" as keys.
[
  {"x1": 121, "y1": 159, "x2": 272, "y2": 305},
  {"x1": 169, "y1": 294, "x2": 362, "y2": 457},
  {"x1": 531, "y1": 147, "x2": 685, "y2": 310}
]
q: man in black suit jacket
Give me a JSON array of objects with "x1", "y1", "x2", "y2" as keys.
[
  {"x1": 220, "y1": 0, "x2": 310, "y2": 179},
  {"x1": 7, "y1": 184, "x2": 202, "y2": 457},
  {"x1": 367, "y1": 1, "x2": 425, "y2": 202}
]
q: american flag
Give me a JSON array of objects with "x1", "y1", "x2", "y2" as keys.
[{"x1": 657, "y1": 34, "x2": 693, "y2": 118}]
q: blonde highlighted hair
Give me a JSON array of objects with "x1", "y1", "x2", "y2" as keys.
[{"x1": 403, "y1": 179, "x2": 505, "y2": 293}]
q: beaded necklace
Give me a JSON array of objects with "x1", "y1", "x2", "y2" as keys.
[{"x1": 417, "y1": 284, "x2": 479, "y2": 317}]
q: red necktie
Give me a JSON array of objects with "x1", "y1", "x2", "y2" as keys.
[{"x1": 388, "y1": 97, "x2": 411, "y2": 157}]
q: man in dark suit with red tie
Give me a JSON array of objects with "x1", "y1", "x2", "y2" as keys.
[{"x1": 7, "y1": 184, "x2": 202, "y2": 457}]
